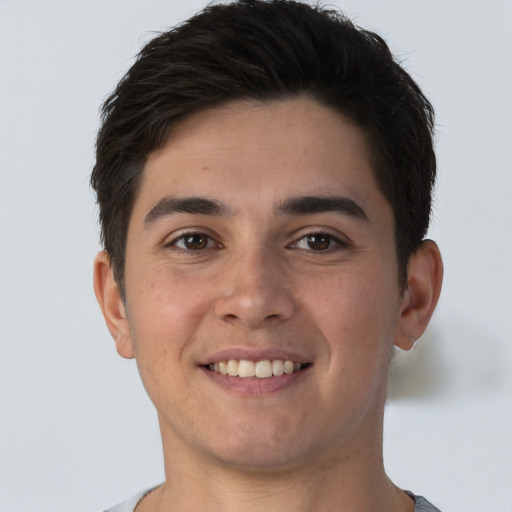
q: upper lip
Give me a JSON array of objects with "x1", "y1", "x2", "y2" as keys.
[{"x1": 198, "y1": 347, "x2": 313, "y2": 366}]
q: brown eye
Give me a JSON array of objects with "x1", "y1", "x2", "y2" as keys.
[
  {"x1": 170, "y1": 232, "x2": 215, "y2": 251},
  {"x1": 306, "y1": 234, "x2": 331, "y2": 250},
  {"x1": 291, "y1": 231, "x2": 349, "y2": 252},
  {"x1": 183, "y1": 234, "x2": 209, "y2": 250}
]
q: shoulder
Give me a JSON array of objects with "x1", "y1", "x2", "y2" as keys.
[
  {"x1": 408, "y1": 492, "x2": 443, "y2": 512},
  {"x1": 103, "y1": 488, "x2": 441, "y2": 512},
  {"x1": 101, "y1": 487, "x2": 156, "y2": 512}
]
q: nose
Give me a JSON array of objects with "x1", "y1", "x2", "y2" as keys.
[{"x1": 214, "y1": 248, "x2": 295, "y2": 328}]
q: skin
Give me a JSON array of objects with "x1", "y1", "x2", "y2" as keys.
[{"x1": 95, "y1": 97, "x2": 443, "y2": 512}]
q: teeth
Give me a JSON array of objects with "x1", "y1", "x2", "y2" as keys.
[
  {"x1": 272, "y1": 359, "x2": 284, "y2": 376},
  {"x1": 219, "y1": 360, "x2": 228, "y2": 375},
  {"x1": 208, "y1": 359, "x2": 305, "y2": 378},
  {"x1": 255, "y1": 360, "x2": 272, "y2": 378},
  {"x1": 238, "y1": 360, "x2": 255, "y2": 378},
  {"x1": 284, "y1": 360, "x2": 294, "y2": 374},
  {"x1": 227, "y1": 359, "x2": 239, "y2": 376}
]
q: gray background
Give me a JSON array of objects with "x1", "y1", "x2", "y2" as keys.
[{"x1": 1, "y1": 1, "x2": 511, "y2": 510}]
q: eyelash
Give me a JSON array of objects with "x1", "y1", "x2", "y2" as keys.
[
  {"x1": 166, "y1": 232, "x2": 221, "y2": 252},
  {"x1": 289, "y1": 231, "x2": 350, "y2": 252},
  {"x1": 166, "y1": 230, "x2": 350, "y2": 254}
]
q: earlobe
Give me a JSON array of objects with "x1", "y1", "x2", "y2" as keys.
[
  {"x1": 93, "y1": 251, "x2": 135, "y2": 359},
  {"x1": 395, "y1": 240, "x2": 443, "y2": 351}
]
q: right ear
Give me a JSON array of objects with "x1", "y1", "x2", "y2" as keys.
[{"x1": 93, "y1": 251, "x2": 134, "y2": 359}]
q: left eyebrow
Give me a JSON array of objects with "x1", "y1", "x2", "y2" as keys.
[{"x1": 276, "y1": 195, "x2": 369, "y2": 221}]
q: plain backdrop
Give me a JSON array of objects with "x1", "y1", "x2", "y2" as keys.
[{"x1": 1, "y1": 1, "x2": 511, "y2": 511}]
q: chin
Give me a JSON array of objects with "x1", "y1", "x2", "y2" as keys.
[
  {"x1": 203, "y1": 417, "x2": 321, "y2": 472},
  {"x1": 213, "y1": 444, "x2": 306, "y2": 473}
]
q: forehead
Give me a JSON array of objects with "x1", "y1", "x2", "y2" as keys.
[{"x1": 134, "y1": 97, "x2": 387, "y2": 221}]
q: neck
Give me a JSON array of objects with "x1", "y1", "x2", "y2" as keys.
[{"x1": 137, "y1": 404, "x2": 414, "y2": 512}]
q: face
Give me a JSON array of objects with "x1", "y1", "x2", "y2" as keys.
[{"x1": 114, "y1": 97, "x2": 408, "y2": 470}]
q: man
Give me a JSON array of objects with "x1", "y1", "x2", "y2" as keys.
[{"x1": 92, "y1": 1, "x2": 443, "y2": 510}]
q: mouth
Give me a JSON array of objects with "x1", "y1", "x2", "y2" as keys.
[{"x1": 204, "y1": 359, "x2": 312, "y2": 379}]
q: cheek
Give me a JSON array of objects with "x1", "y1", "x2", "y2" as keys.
[
  {"x1": 124, "y1": 269, "x2": 212, "y2": 381},
  {"x1": 125, "y1": 275, "x2": 203, "y2": 412},
  {"x1": 304, "y1": 266, "x2": 400, "y2": 364},
  {"x1": 129, "y1": 266, "x2": 212, "y2": 329}
]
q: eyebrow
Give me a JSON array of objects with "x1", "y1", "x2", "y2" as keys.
[
  {"x1": 143, "y1": 194, "x2": 368, "y2": 228},
  {"x1": 144, "y1": 196, "x2": 229, "y2": 227},
  {"x1": 277, "y1": 195, "x2": 368, "y2": 220}
]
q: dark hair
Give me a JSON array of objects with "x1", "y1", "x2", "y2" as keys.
[{"x1": 91, "y1": 0, "x2": 435, "y2": 294}]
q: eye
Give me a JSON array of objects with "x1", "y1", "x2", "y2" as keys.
[
  {"x1": 292, "y1": 232, "x2": 348, "y2": 252},
  {"x1": 168, "y1": 232, "x2": 218, "y2": 251}
]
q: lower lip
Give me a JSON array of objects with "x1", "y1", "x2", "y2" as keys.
[{"x1": 200, "y1": 366, "x2": 310, "y2": 396}]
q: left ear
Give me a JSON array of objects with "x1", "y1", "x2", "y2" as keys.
[{"x1": 395, "y1": 240, "x2": 443, "y2": 351}]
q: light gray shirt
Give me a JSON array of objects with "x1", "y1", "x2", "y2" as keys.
[{"x1": 102, "y1": 488, "x2": 442, "y2": 511}]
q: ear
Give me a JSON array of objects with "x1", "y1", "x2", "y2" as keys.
[
  {"x1": 394, "y1": 240, "x2": 443, "y2": 351},
  {"x1": 93, "y1": 251, "x2": 134, "y2": 359}
]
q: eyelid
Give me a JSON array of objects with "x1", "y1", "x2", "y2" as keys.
[
  {"x1": 288, "y1": 228, "x2": 352, "y2": 251},
  {"x1": 162, "y1": 226, "x2": 351, "y2": 252},
  {"x1": 164, "y1": 229, "x2": 222, "y2": 251}
]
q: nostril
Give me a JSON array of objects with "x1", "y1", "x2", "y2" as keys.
[{"x1": 214, "y1": 286, "x2": 295, "y2": 327}]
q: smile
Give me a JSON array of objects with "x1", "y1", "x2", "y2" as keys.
[{"x1": 206, "y1": 359, "x2": 310, "y2": 379}]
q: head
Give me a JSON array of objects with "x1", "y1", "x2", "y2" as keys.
[
  {"x1": 91, "y1": 0, "x2": 436, "y2": 297},
  {"x1": 92, "y1": 1, "x2": 443, "y2": 473}
]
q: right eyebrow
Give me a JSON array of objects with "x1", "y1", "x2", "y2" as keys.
[
  {"x1": 144, "y1": 196, "x2": 230, "y2": 228},
  {"x1": 277, "y1": 195, "x2": 369, "y2": 221}
]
